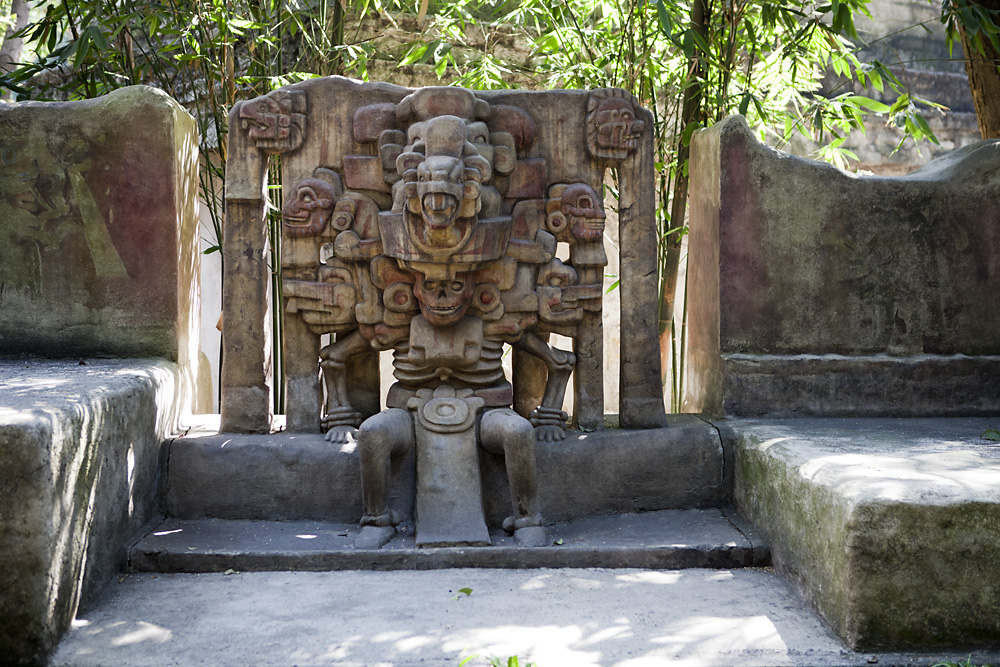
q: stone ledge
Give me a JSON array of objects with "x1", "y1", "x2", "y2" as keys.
[
  {"x1": 723, "y1": 354, "x2": 1000, "y2": 417},
  {"x1": 166, "y1": 414, "x2": 727, "y2": 524},
  {"x1": 130, "y1": 508, "x2": 769, "y2": 572},
  {"x1": 0, "y1": 359, "x2": 186, "y2": 667},
  {"x1": 729, "y1": 417, "x2": 1000, "y2": 650}
]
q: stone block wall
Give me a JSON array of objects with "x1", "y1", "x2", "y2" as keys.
[
  {"x1": 0, "y1": 85, "x2": 207, "y2": 411},
  {"x1": 0, "y1": 87, "x2": 204, "y2": 666},
  {"x1": 685, "y1": 115, "x2": 1000, "y2": 417}
]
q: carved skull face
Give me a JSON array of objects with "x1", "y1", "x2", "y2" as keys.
[
  {"x1": 238, "y1": 90, "x2": 306, "y2": 153},
  {"x1": 536, "y1": 259, "x2": 582, "y2": 325},
  {"x1": 560, "y1": 183, "x2": 606, "y2": 241},
  {"x1": 595, "y1": 98, "x2": 645, "y2": 154},
  {"x1": 413, "y1": 272, "x2": 475, "y2": 327},
  {"x1": 282, "y1": 178, "x2": 336, "y2": 236},
  {"x1": 241, "y1": 94, "x2": 290, "y2": 141}
]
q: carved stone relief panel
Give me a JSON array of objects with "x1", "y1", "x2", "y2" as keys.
[{"x1": 225, "y1": 77, "x2": 665, "y2": 548}]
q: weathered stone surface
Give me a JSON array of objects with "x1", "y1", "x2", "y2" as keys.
[
  {"x1": 0, "y1": 359, "x2": 185, "y2": 667},
  {"x1": 165, "y1": 414, "x2": 726, "y2": 524},
  {"x1": 0, "y1": 87, "x2": 204, "y2": 409},
  {"x1": 730, "y1": 417, "x2": 1000, "y2": 649},
  {"x1": 722, "y1": 353, "x2": 1000, "y2": 417},
  {"x1": 686, "y1": 115, "x2": 1000, "y2": 416}
]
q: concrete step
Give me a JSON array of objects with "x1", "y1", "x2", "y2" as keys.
[
  {"x1": 130, "y1": 508, "x2": 769, "y2": 572},
  {"x1": 52, "y1": 566, "x2": 997, "y2": 667}
]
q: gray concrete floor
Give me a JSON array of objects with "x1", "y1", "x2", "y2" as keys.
[{"x1": 51, "y1": 568, "x2": 991, "y2": 667}]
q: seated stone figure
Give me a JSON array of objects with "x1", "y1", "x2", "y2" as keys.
[{"x1": 234, "y1": 82, "x2": 648, "y2": 549}]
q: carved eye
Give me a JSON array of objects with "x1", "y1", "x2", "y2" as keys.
[
  {"x1": 299, "y1": 187, "x2": 315, "y2": 204},
  {"x1": 578, "y1": 196, "x2": 592, "y2": 209},
  {"x1": 472, "y1": 134, "x2": 487, "y2": 144},
  {"x1": 450, "y1": 281, "x2": 464, "y2": 292},
  {"x1": 423, "y1": 280, "x2": 438, "y2": 291},
  {"x1": 257, "y1": 101, "x2": 269, "y2": 112}
]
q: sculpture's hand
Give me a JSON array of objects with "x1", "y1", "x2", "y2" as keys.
[
  {"x1": 325, "y1": 424, "x2": 358, "y2": 444},
  {"x1": 534, "y1": 424, "x2": 566, "y2": 442}
]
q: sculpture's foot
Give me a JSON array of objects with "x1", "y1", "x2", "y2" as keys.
[
  {"x1": 355, "y1": 525, "x2": 395, "y2": 549},
  {"x1": 502, "y1": 514, "x2": 546, "y2": 547},
  {"x1": 514, "y1": 525, "x2": 548, "y2": 547}
]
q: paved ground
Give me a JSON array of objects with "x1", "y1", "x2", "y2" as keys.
[{"x1": 50, "y1": 568, "x2": 994, "y2": 667}]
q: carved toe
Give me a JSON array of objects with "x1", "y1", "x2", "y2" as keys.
[{"x1": 355, "y1": 525, "x2": 395, "y2": 549}]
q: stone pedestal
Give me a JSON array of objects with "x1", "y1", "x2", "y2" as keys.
[{"x1": 410, "y1": 387, "x2": 490, "y2": 547}]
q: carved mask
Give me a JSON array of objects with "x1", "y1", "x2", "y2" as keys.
[
  {"x1": 238, "y1": 90, "x2": 306, "y2": 153},
  {"x1": 242, "y1": 94, "x2": 289, "y2": 141},
  {"x1": 398, "y1": 114, "x2": 491, "y2": 254},
  {"x1": 560, "y1": 183, "x2": 606, "y2": 241},
  {"x1": 595, "y1": 98, "x2": 644, "y2": 154},
  {"x1": 282, "y1": 178, "x2": 336, "y2": 236},
  {"x1": 413, "y1": 272, "x2": 475, "y2": 327},
  {"x1": 536, "y1": 259, "x2": 582, "y2": 325}
]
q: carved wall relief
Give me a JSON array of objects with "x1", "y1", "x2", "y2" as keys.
[
  {"x1": 239, "y1": 89, "x2": 307, "y2": 154},
  {"x1": 586, "y1": 88, "x2": 645, "y2": 162},
  {"x1": 225, "y1": 78, "x2": 665, "y2": 548}
]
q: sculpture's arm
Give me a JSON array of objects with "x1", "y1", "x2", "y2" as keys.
[
  {"x1": 515, "y1": 330, "x2": 576, "y2": 442},
  {"x1": 319, "y1": 329, "x2": 372, "y2": 443}
]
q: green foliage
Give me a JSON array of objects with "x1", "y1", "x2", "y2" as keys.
[
  {"x1": 942, "y1": 0, "x2": 1000, "y2": 57},
  {"x1": 983, "y1": 429, "x2": 1000, "y2": 442},
  {"x1": 459, "y1": 655, "x2": 537, "y2": 667},
  {"x1": 932, "y1": 657, "x2": 994, "y2": 667}
]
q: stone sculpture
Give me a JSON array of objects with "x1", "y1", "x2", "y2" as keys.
[{"x1": 223, "y1": 79, "x2": 667, "y2": 549}]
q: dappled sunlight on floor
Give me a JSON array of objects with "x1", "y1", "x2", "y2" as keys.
[{"x1": 55, "y1": 568, "x2": 853, "y2": 667}]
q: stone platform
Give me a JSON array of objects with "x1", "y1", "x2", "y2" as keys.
[
  {"x1": 729, "y1": 417, "x2": 1000, "y2": 650},
  {"x1": 0, "y1": 358, "x2": 189, "y2": 667},
  {"x1": 130, "y1": 508, "x2": 769, "y2": 572},
  {"x1": 165, "y1": 414, "x2": 728, "y2": 525}
]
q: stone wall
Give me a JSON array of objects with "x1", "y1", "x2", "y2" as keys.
[
  {"x1": 685, "y1": 114, "x2": 1000, "y2": 417},
  {"x1": 0, "y1": 85, "x2": 208, "y2": 411},
  {"x1": 0, "y1": 87, "x2": 205, "y2": 666}
]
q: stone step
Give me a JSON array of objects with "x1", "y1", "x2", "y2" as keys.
[{"x1": 130, "y1": 508, "x2": 769, "y2": 572}]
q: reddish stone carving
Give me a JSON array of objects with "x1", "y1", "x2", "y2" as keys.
[
  {"x1": 238, "y1": 90, "x2": 306, "y2": 154},
  {"x1": 262, "y1": 83, "x2": 649, "y2": 551},
  {"x1": 282, "y1": 177, "x2": 336, "y2": 237},
  {"x1": 586, "y1": 88, "x2": 645, "y2": 161}
]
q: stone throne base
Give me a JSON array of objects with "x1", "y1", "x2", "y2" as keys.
[
  {"x1": 134, "y1": 412, "x2": 767, "y2": 571},
  {"x1": 164, "y1": 414, "x2": 727, "y2": 529},
  {"x1": 146, "y1": 413, "x2": 747, "y2": 569}
]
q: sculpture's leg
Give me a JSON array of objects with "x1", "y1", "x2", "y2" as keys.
[
  {"x1": 515, "y1": 331, "x2": 575, "y2": 442},
  {"x1": 480, "y1": 408, "x2": 547, "y2": 547},
  {"x1": 319, "y1": 329, "x2": 370, "y2": 442},
  {"x1": 356, "y1": 407, "x2": 414, "y2": 549}
]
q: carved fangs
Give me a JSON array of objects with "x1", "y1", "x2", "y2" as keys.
[{"x1": 422, "y1": 193, "x2": 458, "y2": 228}]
